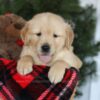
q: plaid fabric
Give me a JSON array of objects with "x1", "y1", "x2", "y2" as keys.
[{"x1": 0, "y1": 58, "x2": 79, "y2": 100}]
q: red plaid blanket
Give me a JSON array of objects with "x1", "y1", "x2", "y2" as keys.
[{"x1": 0, "y1": 57, "x2": 78, "y2": 100}]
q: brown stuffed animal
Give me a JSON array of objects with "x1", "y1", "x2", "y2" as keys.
[{"x1": 0, "y1": 13, "x2": 26, "y2": 60}]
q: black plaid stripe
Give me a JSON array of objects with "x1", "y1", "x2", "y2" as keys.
[
  {"x1": 26, "y1": 66, "x2": 50, "y2": 99},
  {"x1": 60, "y1": 87, "x2": 72, "y2": 100},
  {"x1": 0, "y1": 61, "x2": 5, "y2": 82}
]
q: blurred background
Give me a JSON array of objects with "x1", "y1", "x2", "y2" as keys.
[{"x1": 0, "y1": 0, "x2": 100, "y2": 100}]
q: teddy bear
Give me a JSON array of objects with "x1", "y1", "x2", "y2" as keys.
[{"x1": 0, "y1": 13, "x2": 26, "y2": 60}]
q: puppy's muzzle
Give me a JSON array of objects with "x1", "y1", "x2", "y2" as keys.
[{"x1": 41, "y1": 43, "x2": 50, "y2": 53}]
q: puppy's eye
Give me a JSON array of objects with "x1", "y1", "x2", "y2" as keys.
[
  {"x1": 53, "y1": 34, "x2": 58, "y2": 38},
  {"x1": 36, "y1": 33, "x2": 41, "y2": 37}
]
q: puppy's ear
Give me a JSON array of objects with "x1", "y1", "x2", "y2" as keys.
[
  {"x1": 65, "y1": 23, "x2": 74, "y2": 50},
  {"x1": 20, "y1": 22, "x2": 29, "y2": 45}
]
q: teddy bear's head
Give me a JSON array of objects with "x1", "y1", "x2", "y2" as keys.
[{"x1": 0, "y1": 13, "x2": 26, "y2": 59}]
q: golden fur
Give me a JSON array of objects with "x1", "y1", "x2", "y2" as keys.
[{"x1": 17, "y1": 12, "x2": 82, "y2": 84}]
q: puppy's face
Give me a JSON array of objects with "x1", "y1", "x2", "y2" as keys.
[{"x1": 21, "y1": 13, "x2": 74, "y2": 64}]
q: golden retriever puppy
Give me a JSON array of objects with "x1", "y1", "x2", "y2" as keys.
[{"x1": 17, "y1": 12, "x2": 82, "y2": 84}]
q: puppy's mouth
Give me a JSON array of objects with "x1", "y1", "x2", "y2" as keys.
[{"x1": 38, "y1": 53, "x2": 52, "y2": 64}]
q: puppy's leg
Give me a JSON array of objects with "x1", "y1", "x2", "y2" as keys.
[
  {"x1": 17, "y1": 46, "x2": 34, "y2": 75},
  {"x1": 17, "y1": 55, "x2": 33, "y2": 75},
  {"x1": 48, "y1": 61, "x2": 68, "y2": 84}
]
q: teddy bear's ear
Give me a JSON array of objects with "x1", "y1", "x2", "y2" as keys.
[
  {"x1": 14, "y1": 19, "x2": 26, "y2": 30},
  {"x1": 4, "y1": 13, "x2": 26, "y2": 30}
]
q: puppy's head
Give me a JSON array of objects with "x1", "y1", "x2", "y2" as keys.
[{"x1": 21, "y1": 13, "x2": 74, "y2": 64}]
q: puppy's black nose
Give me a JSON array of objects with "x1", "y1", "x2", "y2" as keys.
[{"x1": 41, "y1": 44, "x2": 50, "y2": 53}]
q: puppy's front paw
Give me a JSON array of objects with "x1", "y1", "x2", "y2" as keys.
[
  {"x1": 17, "y1": 58, "x2": 33, "y2": 75},
  {"x1": 48, "y1": 62, "x2": 66, "y2": 84}
]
